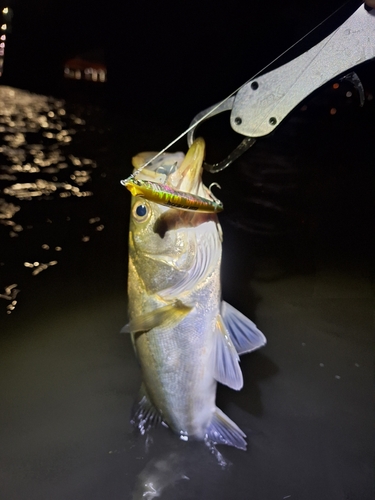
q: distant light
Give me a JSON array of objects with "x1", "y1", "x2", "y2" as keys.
[
  {"x1": 2, "y1": 8, "x2": 8, "y2": 14},
  {"x1": 1, "y1": 35, "x2": 6, "y2": 40},
  {"x1": 1, "y1": 24, "x2": 7, "y2": 30},
  {"x1": 330, "y1": 108, "x2": 337, "y2": 115},
  {"x1": 332, "y1": 83, "x2": 339, "y2": 89},
  {"x1": 0, "y1": 42, "x2": 4, "y2": 48},
  {"x1": 346, "y1": 91, "x2": 352, "y2": 98}
]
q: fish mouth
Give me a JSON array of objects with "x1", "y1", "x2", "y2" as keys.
[
  {"x1": 153, "y1": 209, "x2": 217, "y2": 238},
  {"x1": 166, "y1": 137, "x2": 206, "y2": 195},
  {"x1": 131, "y1": 151, "x2": 184, "y2": 179},
  {"x1": 151, "y1": 139, "x2": 216, "y2": 238},
  {"x1": 129, "y1": 140, "x2": 204, "y2": 187}
]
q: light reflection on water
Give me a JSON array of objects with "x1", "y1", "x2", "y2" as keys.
[
  {"x1": 24, "y1": 260, "x2": 58, "y2": 276},
  {"x1": 0, "y1": 85, "x2": 95, "y2": 203},
  {"x1": 0, "y1": 85, "x2": 105, "y2": 313},
  {"x1": 3, "y1": 178, "x2": 93, "y2": 199},
  {"x1": 0, "y1": 282, "x2": 19, "y2": 313}
]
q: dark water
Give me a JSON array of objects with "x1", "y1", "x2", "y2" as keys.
[{"x1": 0, "y1": 73, "x2": 374, "y2": 500}]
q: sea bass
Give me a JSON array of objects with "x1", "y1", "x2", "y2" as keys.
[{"x1": 124, "y1": 138, "x2": 266, "y2": 450}]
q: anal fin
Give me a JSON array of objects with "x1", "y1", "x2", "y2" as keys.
[{"x1": 206, "y1": 407, "x2": 247, "y2": 450}]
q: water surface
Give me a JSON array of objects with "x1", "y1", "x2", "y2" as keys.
[{"x1": 0, "y1": 81, "x2": 373, "y2": 499}]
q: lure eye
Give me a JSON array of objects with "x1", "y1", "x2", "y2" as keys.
[{"x1": 132, "y1": 200, "x2": 150, "y2": 222}]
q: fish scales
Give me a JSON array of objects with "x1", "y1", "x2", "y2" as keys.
[
  {"x1": 124, "y1": 138, "x2": 266, "y2": 449},
  {"x1": 130, "y1": 221, "x2": 220, "y2": 437}
]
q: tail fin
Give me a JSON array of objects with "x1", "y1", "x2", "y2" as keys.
[{"x1": 206, "y1": 407, "x2": 247, "y2": 450}]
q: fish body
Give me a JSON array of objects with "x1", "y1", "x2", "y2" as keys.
[{"x1": 125, "y1": 138, "x2": 266, "y2": 449}]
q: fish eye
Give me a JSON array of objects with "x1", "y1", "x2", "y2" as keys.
[{"x1": 132, "y1": 200, "x2": 151, "y2": 222}]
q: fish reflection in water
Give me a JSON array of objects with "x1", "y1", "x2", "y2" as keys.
[
  {"x1": 132, "y1": 441, "x2": 231, "y2": 500},
  {"x1": 133, "y1": 452, "x2": 189, "y2": 500}
]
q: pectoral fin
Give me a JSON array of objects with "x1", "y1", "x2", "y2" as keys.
[
  {"x1": 221, "y1": 301, "x2": 266, "y2": 355},
  {"x1": 121, "y1": 301, "x2": 192, "y2": 334},
  {"x1": 206, "y1": 407, "x2": 247, "y2": 450},
  {"x1": 212, "y1": 315, "x2": 243, "y2": 391}
]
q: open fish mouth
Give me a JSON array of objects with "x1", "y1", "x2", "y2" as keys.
[
  {"x1": 131, "y1": 151, "x2": 185, "y2": 183},
  {"x1": 131, "y1": 138, "x2": 206, "y2": 195}
]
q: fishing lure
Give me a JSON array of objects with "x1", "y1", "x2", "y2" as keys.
[{"x1": 121, "y1": 176, "x2": 223, "y2": 213}]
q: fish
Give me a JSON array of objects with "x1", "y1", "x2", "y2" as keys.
[{"x1": 123, "y1": 137, "x2": 266, "y2": 450}]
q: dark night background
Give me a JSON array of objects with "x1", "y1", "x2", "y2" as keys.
[
  {"x1": 0, "y1": 1, "x2": 374, "y2": 499},
  {"x1": 1, "y1": 0, "x2": 367, "y2": 115}
]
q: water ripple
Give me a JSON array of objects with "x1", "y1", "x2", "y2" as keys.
[{"x1": 0, "y1": 86, "x2": 105, "y2": 313}]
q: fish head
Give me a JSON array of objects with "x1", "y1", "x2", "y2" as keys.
[{"x1": 128, "y1": 139, "x2": 222, "y2": 295}]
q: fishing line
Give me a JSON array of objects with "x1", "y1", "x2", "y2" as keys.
[{"x1": 129, "y1": 0, "x2": 353, "y2": 179}]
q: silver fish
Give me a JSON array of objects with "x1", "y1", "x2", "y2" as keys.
[{"x1": 123, "y1": 138, "x2": 266, "y2": 450}]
